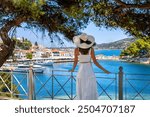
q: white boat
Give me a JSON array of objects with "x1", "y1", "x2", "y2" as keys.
[
  {"x1": 13, "y1": 64, "x2": 45, "y2": 73},
  {"x1": 34, "y1": 60, "x2": 53, "y2": 66},
  {"x1": 0, "y1": 63, "x2": 15, "y2": 72}
]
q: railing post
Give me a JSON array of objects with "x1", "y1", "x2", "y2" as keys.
[
  {"x1": 71, "y1": 72, "x2": 73, "y2": 100},
  {"x1": 10, "y1": 69, "x2": 14, "y2": 99},
  {"x1": 118, "y1": 66, "x2": 123, "y2": 100},
  {"x1": 51, "y1": 70, "x2": 54, "y2": 100},
  {"x1": 28, "y1": 65, "x2": 36, "y2": 100}
]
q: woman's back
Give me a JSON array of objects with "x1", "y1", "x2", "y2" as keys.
[
  {"x1": 76, "y1": 47, "x2": 98, "y2": 100},
  {"x1": 78, "y1": 48, "x2": 91, "y2": 63}
]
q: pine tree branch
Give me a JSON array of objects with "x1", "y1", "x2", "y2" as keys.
[
  {"x1": 0, "y1": 16, "x2": 27, "y2": 45},
  {"x1": 115, "y1": 0, "x2": 150, "y2": 9}
]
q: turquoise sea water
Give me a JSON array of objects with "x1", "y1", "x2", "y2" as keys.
[
  {"x1": 14, "y1": 49, "x2": 150, "y2": 100},
  {"x1": 95, "y1": 49, "x2": 121, "y2": 56}
]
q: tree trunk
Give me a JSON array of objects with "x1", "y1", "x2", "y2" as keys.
[
  {"x1": 0, "y1": 42, "x2": 15, "y2": 67},
  {"x1": 0, "y1": 16, "x2": 27, "y2": 67}
]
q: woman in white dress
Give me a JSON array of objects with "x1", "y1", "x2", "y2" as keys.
[{"x1": 70, "y1": 33, "x2": 110, "y2": 100}]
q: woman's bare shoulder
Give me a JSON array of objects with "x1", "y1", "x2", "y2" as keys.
[
  {"x1": 91, "y1": 47, "x2": 94, "y2": 53},
  {"x1": 74, "y1": 48, "x2": 79, "y2": 54},
  {"x1": 74, "y1": 48, "x2": 79, "y2": 52},
  {"x1": 75, "y1": 48, "x2": 78, "y2": 50}
]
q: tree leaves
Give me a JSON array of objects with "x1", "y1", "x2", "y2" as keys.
[
  {"x1": 121, "y1": 38, "x2": 150, "y2": 57},
  {"x1": 89, "y1": 0, "x2": 150, "y2": 38}
]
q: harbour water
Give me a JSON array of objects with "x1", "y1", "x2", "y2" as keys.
[
  {"x1": 95, "y1": 49, "x2": 121, "y2": 56},
  {"x1": 13, "y1": 49, "x2": 150, "y2": 100}
]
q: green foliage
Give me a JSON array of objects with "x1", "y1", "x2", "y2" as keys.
[
  {"x1": 12, "y1": 0, "x2": 45, "y2": 20},
  {"x1": 26, "y1": 53, "x2": 33, "y2": 59},
  {"x1": 1, "y1": 0, "x2": 150, "y2": 39},
  {"x1": 0, "y1": 0, "x2": 89, "y2": 40},
  {"x1": 121, "y1": 38, "x2": 150, "y2": 57},
  {"x1": 13, "y1": 38, "x2": 32, "y2": 50},
  {"x1": 80, "y1": 0, "x2": 150, "y2": 38},
  {"x1": 0, "y1": 73, "x2": 19, "y2": 98}
]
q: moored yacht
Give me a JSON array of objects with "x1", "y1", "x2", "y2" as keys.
[
  {"x1": 13, "y1": 64, "x2": 45, "y2": 73},
  {"x1": 34, "y1": 60, "x2": 53, "y2": 66}
]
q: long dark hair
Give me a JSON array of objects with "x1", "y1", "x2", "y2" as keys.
[
  {"x1": 79, "y1": 48, "x2": 91, "y2": 55},
  {"x1": 78, "y1": 42, "x2": 96, "y2": 55}
]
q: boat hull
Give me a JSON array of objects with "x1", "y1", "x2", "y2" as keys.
[{"x1": 13, "y1": 68, "x2": 44, "y2": 73}]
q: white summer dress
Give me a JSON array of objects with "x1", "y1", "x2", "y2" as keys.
[{"x1": 76, "y1": 49, "x2": 98, "y2": 100}]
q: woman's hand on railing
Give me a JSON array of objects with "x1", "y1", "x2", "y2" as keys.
[
  {"x1": 68, "y1": 69, "x2": 74, "y2": 72},
  {"x1": 104, "y1": 70, "x2": 111, "y2": 74}
]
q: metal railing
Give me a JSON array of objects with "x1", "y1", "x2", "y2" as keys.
[
  {"x1": 33, "y1": 70, "x2": 117, "y2": 100},
  {"x1": 0, "y1": 71, "x2": 28, "y2": 99},
  {"x1": 124, "y1": 73, "x2": 150, "y2": 100},
  {"x1": 0, "y1": 66, "x2": 150, "y2": 100}
]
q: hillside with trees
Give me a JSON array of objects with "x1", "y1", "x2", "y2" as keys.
[
  {"x1": 97, "y1": 38, "x2": 136, "y2": 49},
  {"x1": 13, "y1": 38, "x2": 32, "y2": 50},
  {"x1": 120, "y1": 39, "x2": 150, "y2": 58}
]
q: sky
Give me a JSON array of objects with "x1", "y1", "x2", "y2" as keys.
[{"x1": 15, "y1": 22, "x2": 131, "y2": 48}]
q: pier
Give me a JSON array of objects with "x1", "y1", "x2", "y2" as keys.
[
  {"x1": 6, "y1": 55, "x2": 120, "y2": 63},
  {"x1": 5, "y1": 55, "x2": 120, "y2": 66},
  {"x1": 6, "y1": 56, "x2": 74, "y2": 63}
]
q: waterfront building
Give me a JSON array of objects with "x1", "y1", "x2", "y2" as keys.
[
  {"x1": 51, "y1": 49, "x2": 60, "y2": 57},
  {"x1": 14, "y1": 49, "x2": 32, "y2": 59}
]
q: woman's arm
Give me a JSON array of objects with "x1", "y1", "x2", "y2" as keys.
[
  {"x1": 69, "y1": 48, "x2": 79, "y2": 72},
  {"x1": 91, "y1": 48, "x2": 110, "y2": 74}
]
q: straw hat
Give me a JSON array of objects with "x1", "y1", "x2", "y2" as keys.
[{"x1": 73, "y1": 33, "x2": 95, "y2": 49}]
